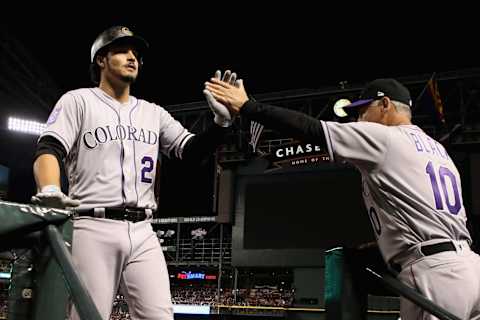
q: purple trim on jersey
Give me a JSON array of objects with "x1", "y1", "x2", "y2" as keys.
[
  {"x1": 41, "y1": 131, "x2": 71, "y2": 152},
  {"x1": 68, "y1": 136, "x2": 81, "y2": 200},
  {"x1": 409, "y1": 266, "x2": 425, "y2": 319},
  {"x1": 120, "y1": 144, "x2": 127, "y2": 204},
  {"x1": 409, "y1": 266, "x2": 421, "y2": 296},
  {"x1": 320, "y1": 122, "x2": 335, "y2": 163},
  {"x1": 401, "y1": 125, "x2": 423, "y2": 132},
  {"x1": 89, "y1": 88, "x2": 121, "y2": 116},
  {"x1": 89, "y1": 88, "x2": 127, "y2": 204},
  {"x1": 129, "y1": 98, "x2": 140, "y2": 206},
  {"x1": 343, "y1": 99, "x2": 374, "y2": 109},
  {"x1": 78, "y1": 94, "x2": 88, "y2": 134}
]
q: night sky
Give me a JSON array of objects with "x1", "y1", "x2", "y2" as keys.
[{"x1": 2, "y1": 9, "x2": 478, "y2": 108}]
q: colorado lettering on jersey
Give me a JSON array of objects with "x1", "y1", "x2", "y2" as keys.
[
  {"x1": 82, "y1": 124, "x2": 158, "y2": 149},
  {"x1": 407, "y1": 131, "x2": 450, "y2": 160}
]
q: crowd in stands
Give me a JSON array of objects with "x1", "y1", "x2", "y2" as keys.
[
  {"x1": 171, "y1": 286, "x2": 217, "y2": 306},
  {"x1": 215, "y1": 286, "x2": 294, "y2": 307},
  {"x1": 110, "y1": 294, "x2": 130, "y2": 320},
  {"x1": 107, "y1": 284, "x2": 294, "y2": 319},
  {"x1": 0, "y1": 303, "x2": 6, "y2": 319},
  {"x1": 0, "y1": 292, "x2": 8, "y2": 319},
  {"x1": 169, "y1": 283, "x2": 294, "y2": 308},
  {"x1": 0, "y1": 260, "x2": 10, "y2": 273},
  {"x1": 0, "y1": 281, "x2": 8, "y2": 319}
]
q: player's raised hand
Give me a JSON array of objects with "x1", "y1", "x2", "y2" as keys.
[
  {"x1": 220, "y1": 69, "x2": 237, "y2": 85},
  {"x1": 203, "y1": 70, "x2": 238, "y2": 127},
  {"x1": 31, "y1": 185, "x2": 81, "y2": 209},
  {"x1": 204, "y1": 72, "x2": 249, "y2": 114}
]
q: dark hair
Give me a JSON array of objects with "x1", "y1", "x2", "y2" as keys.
[{"x1": 89, "y1": 63, "x2": 100, "y2": 85}]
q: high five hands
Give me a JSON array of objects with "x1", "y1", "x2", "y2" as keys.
[
  {"x1": 204, "y1": 70, "x2": 250, "y2": 116},
  {"x1": 203, "y1": 70, "x2": 238, "y2": 127}
]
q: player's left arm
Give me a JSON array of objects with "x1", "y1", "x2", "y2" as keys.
[
  {"x1": 181, "y1": 124, "x2": 229, "y2": 164},
  {"x1": 159, "y1": 71, "x2": 239, "y2": 164},
  {"x1": 157, "y1": 107, "x2": 230, "y2": 165}
]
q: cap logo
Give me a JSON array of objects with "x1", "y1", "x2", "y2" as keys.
[
  {"x1": 377, "y1": 91, "x2": 385, "y2": 97},
  {"x1": 121, "y1": 27, "x2": 133, "y2": 36}
]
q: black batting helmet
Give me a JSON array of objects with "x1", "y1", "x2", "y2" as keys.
[{"x1": 90, "y1": 26, "x2": 149, "y2": 63}]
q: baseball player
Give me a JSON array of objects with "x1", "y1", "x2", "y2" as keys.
[
  {"x1": 32, "y1": 26, "x2": 237, "y2": 320},
  {"x1": 205, "y1": 75, "x2": 480, "y2": 319}
]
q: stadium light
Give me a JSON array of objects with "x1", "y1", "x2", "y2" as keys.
[
  {"x1": 333, "y1": 99, "x2": 351, "y2": 118},
  {"x1": 8, "y1": 117, "x2": 46, "y2": 136}
]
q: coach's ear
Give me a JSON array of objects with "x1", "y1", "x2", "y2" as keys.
[{"x1": 381, "y1": 97, "x2": 391, "y2": 112}]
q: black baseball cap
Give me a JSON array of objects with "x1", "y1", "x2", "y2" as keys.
[{"x1": 343, "y1": 78, "x2": 412, "y2": 109}]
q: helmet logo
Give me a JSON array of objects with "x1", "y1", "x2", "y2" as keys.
[{"x1": 121, "y1": 27, "x2": 133, "y2": 36}]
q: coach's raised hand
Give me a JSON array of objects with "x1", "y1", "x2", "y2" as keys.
[{"x1": 205, "y1": 70, "x2": 249, "y2": 114}]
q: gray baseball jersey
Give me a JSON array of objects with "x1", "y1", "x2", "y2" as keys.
[
  {"x1": 40, "y1": 87, "x2": 193, "y2": 210},
  {"x1": 320, "y1": 121, "x2": 472, "y2": 263}
]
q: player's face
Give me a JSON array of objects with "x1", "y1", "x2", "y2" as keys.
[{"x1": 104, "y1": 44, "x2": 140, "y2": 83}]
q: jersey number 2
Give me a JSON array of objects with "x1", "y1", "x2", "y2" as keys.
[
  {"x1": 426, "y1": 161, "x2": 461, "y2": 215},
  {"x1": 141, "y1": 156, "x2": 154, "y2": 183}
]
